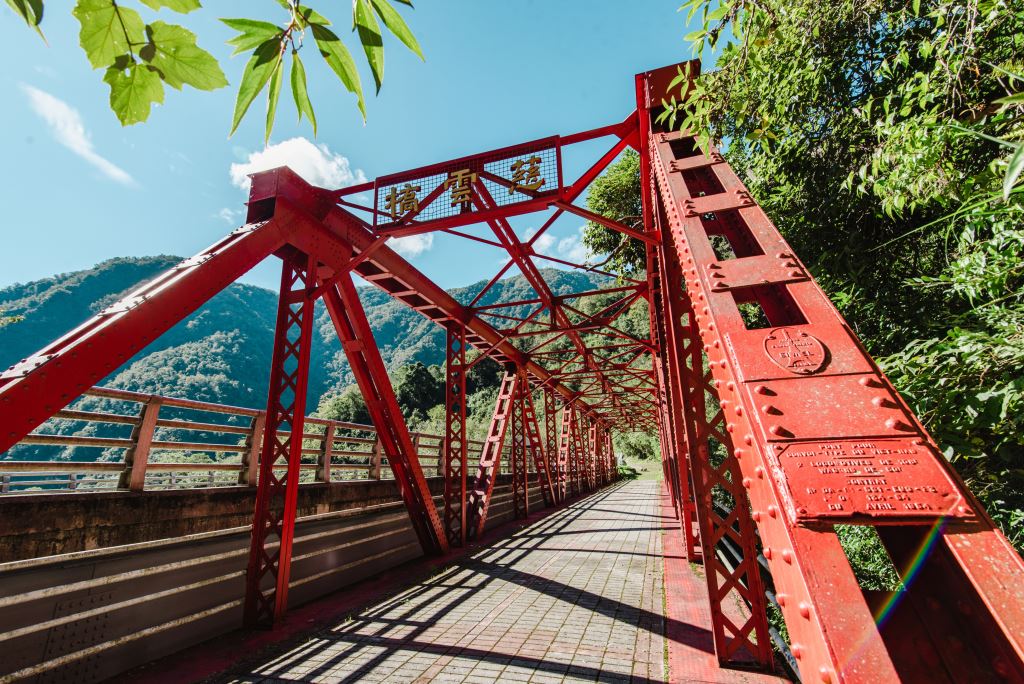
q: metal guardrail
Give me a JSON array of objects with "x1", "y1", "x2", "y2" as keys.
[{"x1": 0, "y1": 386, "x2": 493, "y2": 494}]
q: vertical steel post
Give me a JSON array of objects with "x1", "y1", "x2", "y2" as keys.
[
  {"x1": 443, "y1": 323, "x2": 468, "y2": 546},
  {"x1": 543, "y1": 388, "x2": 562, "y2": 502},
  {"x1": 244, "y1": 251, "x2": 318, "y2": 628},
  {"x1": 509, "y1": 382, "x2": 529, "y2": 518}
]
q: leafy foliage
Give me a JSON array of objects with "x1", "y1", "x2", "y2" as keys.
[
  {"x1": 586, "y1": 0, "x2": 1024, "y2": 553},
  {"x1": 6, "y1": 0, "x2": 422, "y2": 138}
]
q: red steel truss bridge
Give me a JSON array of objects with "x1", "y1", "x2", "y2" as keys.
[{"x1": 1, "y1": 62, "x2": 1023, "y2": 684}]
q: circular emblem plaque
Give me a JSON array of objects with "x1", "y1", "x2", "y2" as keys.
[{"x1": 763, "y1": 327, "x2": 827, "y2": 375}]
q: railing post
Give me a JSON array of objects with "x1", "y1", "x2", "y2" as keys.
[
  {"x1": 370, "y1": 436, "x2": 383, "y2": 480},
  {"x1": 317, "y1": 423, "x2": 336, "y2": 483},
  {"x1": 68, "y1": 473, "x2": 77, "y2": 491},
  {"x1": 240, "y1": 412, "x2": 266, "y2": 486},
  {"x1": 119, "y1": 397, "x2": 161, "y2": 491},
  {"x1": 1, "y1": 474, "x2": 9, "y2": 493}
]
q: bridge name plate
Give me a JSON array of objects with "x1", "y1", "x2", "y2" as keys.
[{"x1": 772, "y1": 438, "x2": 972, "y2": 523}]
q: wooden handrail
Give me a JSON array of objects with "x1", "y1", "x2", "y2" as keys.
[{"x1": 0, "y1": 385, "x2": 500, "y2": 495}]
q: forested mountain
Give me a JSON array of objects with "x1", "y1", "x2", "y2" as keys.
[{"x1": 0, "y1": 256, "x2": 604, "y2": 440}]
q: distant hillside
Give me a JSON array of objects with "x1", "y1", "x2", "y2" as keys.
[{"x1": 0, "y1": 256, "x2": 604, "y2": 429}]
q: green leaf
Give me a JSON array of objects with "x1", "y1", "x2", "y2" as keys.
[
  {"x1": 5, "y1": 0, "x2": 46, "y2": 41},
  {"x1": 221, "y1": 18, "x2": 281, "y2": 55},
  {"x1": 370, "y1": 0, "x2": 423, "y2": 60},
  {"x1": 311, "y1": 23, "x2": 365, "y2": 119},
  {"x1": 138, "y1": 0, "x2": 200, "y2": 13},
  {"x1": 265, "y1": 57, "x2": 283, "y2": 143},
  {"x1": 296, "y1": 5, "x2": 330, "y2": 26},
  {"x1": 229, "y1": 39, "x2": 282, "y2": 137},
  {"x1": 684, "y1": 29, "x2": 705, "y2": 42},
  {"x1": 143, "y1": 21, "x2": 227, "y2": 91},
  {"x1": 291, "y1": 54, "x2": 316, "y2": 135},
  {"x1": 995, "y1": 92, "x2": 1024, "y2": 106},
  {"x1": 74, "y1": 0, "x2": 145, "y2": 69},
  {"x1": 1003, "y1": 144, "x2": 1024, "y2": 201},
  {"x1": 103, "y1": 57, "x2": 165, "y2": 124},
  {"x1": 354, "y1": 0, "x2": 384, "y2": 92}
]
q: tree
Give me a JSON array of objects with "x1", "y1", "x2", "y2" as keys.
[
  {"x1": 316, "y1": 384, "x2": 371, "y2": 426},
  {"x1": 6, "y1": 0, "x2": 423, "y2": 140},
  {"x1": 643, "y1": 0, "x2": 1024, "y2": 549}
]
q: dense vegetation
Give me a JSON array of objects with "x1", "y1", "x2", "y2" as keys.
[
  {"x1": 584, "y1": 0, "x2": 1023, "y2": 550},
  {"x1": 0, "y1": 256, "x2": 603, "y2": 459}
]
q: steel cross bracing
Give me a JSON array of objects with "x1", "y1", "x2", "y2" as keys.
[{"x1": 1, "y1": 59, "x2": 1022, "y2": 683}]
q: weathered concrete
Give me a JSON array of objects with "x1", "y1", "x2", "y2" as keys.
[{"x1": 0, "y1": 476, "x2": 512, "y2": 562}]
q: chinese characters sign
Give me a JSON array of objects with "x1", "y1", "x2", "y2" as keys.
[{"x1": 373, "y1": 138, "x2": 561, "y2": 228}]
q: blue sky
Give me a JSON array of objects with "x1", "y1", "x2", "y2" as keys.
[{"x1": 0, "y1": 1, "x2": 701, "y2": 292}]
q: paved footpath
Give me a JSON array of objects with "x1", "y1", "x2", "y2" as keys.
[{"x1": 216, "y1": 480, "x2": 781, "y2": 684}]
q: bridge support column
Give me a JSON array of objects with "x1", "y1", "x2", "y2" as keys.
[
  {"x1": 244, "y1": 251, "x2": 318, "y2": 628},
  {"x1": 443, "y1": 323, "x2": 468, "y2": 547},
  {"x1": 521, "y1": 379, "x2": 556, "y2": 507},
  {"x1": 509, "y1": 379, "x2": 529, "y2": 519}
]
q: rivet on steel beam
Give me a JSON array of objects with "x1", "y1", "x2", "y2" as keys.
[
  {"x1": 762, "y1": 404, "x2": 782, "y2": 415},
  {"x1": 819, "y1": 667, "x2": 834, "y2": 684},
  {"x1": 726, "y1": 423, "x2": 736, "y2": 433},
  {"x1": 769, "y1": 424, "x2": 794, "y2": 437},
  {"x1": 777, "y1": 593, "x2": 787, "y2": 606},
  {"x1": 733, "y1": 448, "x2": 743, "y2": 459},
  {"x1": 745, "y1": 434, "x2": 754, "y2": 445},
  {"x1": 872, "y1": 396, "x2": 899, "y2": 408},
  {"x1": 958, "y1": 505, "x2": 973, "y2": 515},
  {"x1": 789, "y1": 270, "x2": 802, "y2": 277},
  {"x1": 885, "y1": 418, "x2": 914, "y2": 431},
  {"x1": 763, "y1": 547, "x2": 772, "y2": 560},
  {"x1": 858, "y1": 376, "x2": 885, "y2": 388},
  {"x1": 752, "y1": 510, "x2": 762, "y2": 521},
  {"x1": 742, "y1": 477, "x2": 752, "y2": 489},
  {"x1": 776, "y1": 252, "x2": 792, "y2": 259},
  {"x1": 755, "y1": 466, "x2": 765, "y2": 479},
  {"x1": 720, "y1": 399, "x2": 729, "y2": 409},
  {"x1": 726, "y1": 381, "x2": 735, "y2": 391},
  {"x1": 791, "y1": 644, "x2": 803, "y2": 659},
  {"x1": 768, "y1": 504, "x2": 778, "y2": 518},
  {"x1": 734, "y1": 406, "x2": 743, "y2": 416},
  {"x1": 783, "y1": 549, "x2": 794, "y2": 564}
]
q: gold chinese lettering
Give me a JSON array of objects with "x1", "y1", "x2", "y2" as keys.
[
  {"x1": 445, "y1": 168, "x2": 477, "y2": 207},
  {"x1": 509, "y1": 155, "x2": 545, "y2": 194},
  {"x1": 384, "y1": 183, "x2": 421, "y2": 219}
]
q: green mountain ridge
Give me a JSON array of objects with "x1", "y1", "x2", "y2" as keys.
[{"x1": 0, "y1": 256, "x2": 605, "y2": 460}]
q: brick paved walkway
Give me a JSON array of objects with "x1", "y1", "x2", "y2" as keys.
[{"x1": 220, "y1": 480, "x2": 669, "y2": 683}]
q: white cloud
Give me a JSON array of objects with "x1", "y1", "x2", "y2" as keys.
[
  {"x1": 217, "y1": 207, "x2": 243, "y2": 224},
  {"x1": 390, "y1": 233, "x2": 434, "y2": 258},
  {"x1": 529, "y1": 225, "x2": 589, "y2": 264},
  {"x1": 557, "y1": 227, "x2": 589, "y2": 263},
  {"x1": 21, "y1": 84, "x2": 136, "y2": 187},
  {"x1": 230, "y1": 137, "x2": 367, "y2": 191}
]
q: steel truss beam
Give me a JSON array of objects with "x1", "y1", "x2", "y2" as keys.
[
  {"x1": 322, "y1": 270, "x2": 448, "y2": 557},
  {"x1": 467, "y1": 370, "x2": 518, "y2": 539},
  {"x1": 640, "y1": 62, "x2": 1024, "y2": 683},
  {"x1": 244, "y1": 251, "x2": 318, "y2": 627}
]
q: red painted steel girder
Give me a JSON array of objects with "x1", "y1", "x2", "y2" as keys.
[{"x1": 640, "y1": 62, "x2": 1024, "y2": 683}]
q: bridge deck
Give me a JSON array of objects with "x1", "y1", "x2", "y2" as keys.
[{"x1": 188, "y1": 480, "x2": 784, "y2": 684}]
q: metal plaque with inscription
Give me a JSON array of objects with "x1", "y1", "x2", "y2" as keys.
[{"x1": 774, "y1": 438, "x2": 973, "y2": 523}]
